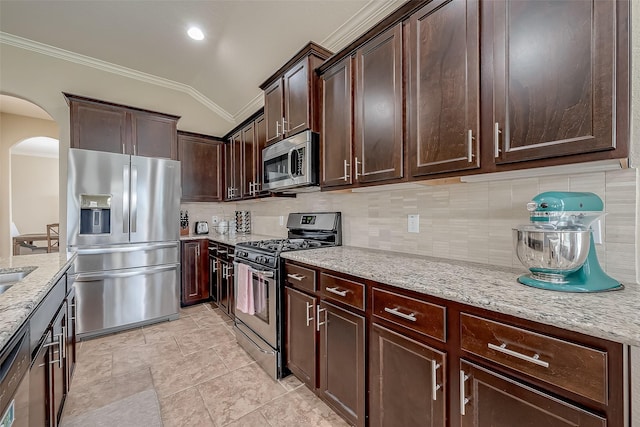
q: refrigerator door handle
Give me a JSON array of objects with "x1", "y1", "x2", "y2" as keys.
[
  {"x1": 72, "y1": 263, "x2": 179, "y2": 281},
  {"x1": 75, "y1": 241, "x2": 178, "y2": 255},
  {"x1": 123, "y1": 164, "x2": 130, "y2": 234},
  {"x1": 131, "y1": 165, "x2": 138, "y2": 233}
]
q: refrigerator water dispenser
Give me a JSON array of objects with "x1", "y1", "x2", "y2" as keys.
[{"x1": 79, "y1": 194, "x2": 111, "y2": 234}]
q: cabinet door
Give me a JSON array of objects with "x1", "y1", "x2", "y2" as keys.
[
  {"x1": 209, "y1": 255, "x2": 218, "y2": 302},
  {"x1": 319, "y1": 301, "x2": 365, "y2": 427},
  {"x1": 322, "y1": 57, "x2": 353, "y2": 188},
  {"x1": 30, "y1": 337, "x2": 52, "y2": 427},
  {"x1": 489, "y1": 0, "x2": 616, "y2": 164},
  {"x1": 51, "y1": 303, "x2": 67, "y2": 426},
  {"x1": 264, "y1": 79, "x2": 284, "y2": 145},
  {"x1": 225, "y1": 133, "x2": 242, "y2": 200},
  {"x1": 408, "y1": 0, "x2": 480, "y2": 177},
  {"x1": 178, "y1": 134, "x2": 223, "y2": 202},
  {"x1": 130, "y1": 111, "x2": 178, "y2": 159},
  {"x1": 460, "y1": 360, "x2": 606, "y2": 427},
  {"x1": 181, "y1": 241, "x2": 209, "y2": 305},
  {"x1": 70, "y1": 100, "x2": 128, "y2": 154},
  {"x1": 217, "y1": 259, "x2": 229, "y2": 314},
  {"x1": 370, "y1": 323, "x2": 446, "y2": 427},
  {"x1": 285, "y1": 287, "x2": 317, "y2": 388},
  {"x1": 354, "y1": 22, "x2": 404, "y2": 184},
  {"x1": 65, "y1": 289, "x2": 77, "y2": 390},
  {"x1": 242, "y1": 122, "x2": 256, "y2": 197},
  {"x1": 283, "y1": 58, "x2": 311, "y2": 137},
  {"x1": 254, "y1": 115, "x2": 268, "y2": 196}
]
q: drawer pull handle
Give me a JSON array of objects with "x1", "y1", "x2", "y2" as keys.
[
  {"x1": 287, "y1": 273, "x2": 305, "y2": 281},
  {"x1": 326, "y1": 287, "x2": 348, "y2": 297},
  {"x1": 460, "y1": 370, "x2": 470, "y2": 415},
  {"x1": 488, "y1": 342, "x2": 550, "y2": 368},
  {"x1": 384, "y1": 307, "x2": 417, "y2": 322},
  {"x1": 431, "y1": 360, "x2": 441, "y2": 401}
]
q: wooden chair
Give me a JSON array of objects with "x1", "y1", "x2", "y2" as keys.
[{"x1": 47, "y1": 223, "x2": 59, "y2": 253}]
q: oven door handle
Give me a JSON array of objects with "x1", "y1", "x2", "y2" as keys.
[{"x1": 249, "y1": 267, "x2": 274, "y2": 278}]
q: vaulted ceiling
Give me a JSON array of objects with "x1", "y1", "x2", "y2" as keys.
[{"x1": 0, "y1": 0, "x2": 406, "y2": 136}]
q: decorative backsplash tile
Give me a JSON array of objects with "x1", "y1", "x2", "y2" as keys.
[{"x1": 183, "y1": 167, "x2": 639, "y2": 285}]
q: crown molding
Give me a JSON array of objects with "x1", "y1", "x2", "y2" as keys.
[
  {"x1": 0, "y1": 31, "x2": 236, "y2": 123},
  {"x1": 321, "y1": 0, "x2": 407, "y2": 52},
  {"x1": 232, "y1": 93, "x2": 264, "y2": 122}
]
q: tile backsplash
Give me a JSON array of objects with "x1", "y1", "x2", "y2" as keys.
[{"x1": 182, "y1": 167, "x2": 639, "y2": 285}]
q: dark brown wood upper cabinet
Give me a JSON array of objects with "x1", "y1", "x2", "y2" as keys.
[
  {"x1": 130, "y1": 111, "x2": 177, "y2": 159},
  {"x1": 66, "y1": 94, "x2": 179, "y2": 160},
  {"x1": 254, "y1": 115, "x2": 268, "y2": 196},
  {"x1": 321, "y1": 57, "x2": 353, "y2": 188},
  {"x1": 241, "y1": 121, "x2": 256, "y2": 197},
  {"x1": 261, "y1": 42, "x2": 332, "y2": 146},
  {"x1": 408, "y1": 0, "x2": 480, "y2": 177},
  {"x1": 264, "y1": 79, "x2": 284, "y2": 145},
  {"x1": 225, "y1": 132, "x2": 243, "y2": 200},
  {"x1": 487, "y1": 0, "x2": 618, "y2": 165},
  {"x1": 354, "y1": 22, "x2": 404, "y2": 184},
  {"x1": 178, "y1": 132, "x2": 223, "y2": 202}
]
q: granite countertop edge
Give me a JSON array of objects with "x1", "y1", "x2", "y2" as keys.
[
  {"x1": 281, "y1": 246, "x2": 640, "y2": 347},
  {"x1": 0, "y1": 252, "x2": 77, "y2": 351}
]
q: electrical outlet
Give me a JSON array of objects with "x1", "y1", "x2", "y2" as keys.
[
  {"x1": 279, "y1": 216, "x2": 284, "y2": 226},
  {"x1": 211, "y1": 216, "x2": 218, "y2": 224},
  {"x1": 408, "y1": 214, "x2": 419, "y2": 233}
]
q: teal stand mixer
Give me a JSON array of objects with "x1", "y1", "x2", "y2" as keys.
[{"x1": 513, "y1": 191, "x2": 624, "y2": 292}]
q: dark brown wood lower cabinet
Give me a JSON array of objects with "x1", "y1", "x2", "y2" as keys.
[
  {"x1": 181, "y1": 240, "x2": 210, "y2": 306},
  {"x1": 51, "y1": 303, "x2": 67, "y2": 425},
  {"x1": 319, "y1": 300, "x2": 366, "y2": 427},
  {"x1": 30, "y1": 337, "x2": 51, "y2": 427},
  {"x1": 370, "y1": 323, "x2": 446, "y2": 427},
  {"x1": 285, "y1": 287, "x2": 317, "y2": 388},
  {"x1": 217, "y1": 258, "x2": 234, "y2": 319},
  {"x1": 459, "y1": 360, "x2": 606, "y2": 427}
]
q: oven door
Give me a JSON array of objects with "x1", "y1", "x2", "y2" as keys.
[{"x1": 233, "y1": 261, "x2": 277, "y2": 348}]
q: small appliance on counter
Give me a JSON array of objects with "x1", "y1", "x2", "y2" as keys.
[
  {"x1": 195, "y1": 221, "x2": 209, "y2": 235},
  {"x1": 513, "y1": 191, "x2": 623, "y2": 292},
  {"x1": 235, "y1": 211, "x2": 251, "y2": 234},
  {"x1": 180, "y1": 210, "x2": 189, "y2": 236}
]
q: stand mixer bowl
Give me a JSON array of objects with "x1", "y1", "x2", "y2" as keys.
[{"x1": 513, "y1": 226, "x2": 592, "y2": 283}]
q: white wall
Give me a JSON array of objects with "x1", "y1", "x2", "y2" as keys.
[
  {"x1": 10, "y1": 154, "x2": 59, "y2": 236},
  {"x1": 0, "y1": 113, "x2": 59, "y2": 257}
]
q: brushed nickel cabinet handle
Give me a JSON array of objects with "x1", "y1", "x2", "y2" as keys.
[
  {"x1": 460, "y1": 370, "x2": 470, "y2": 416},
  {"x1": 494, "y1": 122, "x2": 502, "y2": 158},
  {"x1": 467, "y1": 130, "x2": 475, "y2": 162},
  {"x1": 316, "y1": 306, "x2": 326, "y2": 331},
  {"x1": 305, "y1": 302, "x2": 314, "y2": 327},
  {"x1": 384, "y1": 307, "x2": 416, "y2": 322},
  {"x1": 488, "y1": 342, "x2": 550, "y2": 368},
  {"x1": 431, "y1": 360, "x2": 442, "y2": 401},
  {"x1": 325, "y1": 287, "x2": 348, "y2": 297},
  {"x1": 355, "y1": 157, "x2": 362, "y2": 180},
  {"x1": 276, "y1": 121, "x2": 281, "y2": 137},
  {"x1": 287, "y1": 273, "x2": 305, "y2": 281},
  {"x1": 340, "y1": 159, "x2": 351, "y2": 181}
]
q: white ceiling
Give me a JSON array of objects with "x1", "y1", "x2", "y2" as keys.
[
  {"x1": 0, "y1": 0, "x2": 406, "y2": 136},
  {"x1": 0, "y1": 94, "x2": 52, "y2": 120}
]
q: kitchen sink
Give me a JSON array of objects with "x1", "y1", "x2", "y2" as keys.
[{"x1": 0, "y1": 269, "x2": 33, "y2": 295}]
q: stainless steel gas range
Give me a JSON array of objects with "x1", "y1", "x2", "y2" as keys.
[{"x1": 233, "y1": 212, "x2": 341, "y2": 379}]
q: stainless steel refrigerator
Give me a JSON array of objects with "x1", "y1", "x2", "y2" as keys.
[{"x1": 67, "y1": 148, "x2": 181, "y2": 339}]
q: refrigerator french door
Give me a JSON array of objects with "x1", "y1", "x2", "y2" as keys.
[{"x1": 67, "y1": 148, "x2": 181, "y2": 338}]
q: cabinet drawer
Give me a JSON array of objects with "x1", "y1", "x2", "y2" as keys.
[
  {"x1": 460, "y1": 313, "x2": 608, "y2": 404},
  {"x1": 320, "y1": 273, "x2": 365, "y2": 311},
  {"x1": 285, "y1": 263, "x2": 317, "y2": 293},
  {"x1": 372, "y1": 288, "x2": 446, "y2": 342}
]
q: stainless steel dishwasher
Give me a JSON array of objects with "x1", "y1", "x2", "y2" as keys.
[{"x1": 0, "y1": 323, "x2": 30, "y2": 427}]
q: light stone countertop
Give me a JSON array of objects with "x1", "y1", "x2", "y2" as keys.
[
  {"x1": 206, "y1": 233, "x2": 279, "y2": 246},
  {"x1": 281, "y1": 246, "x2": 640, "y2": 346},
  {"x1": 0, "y1": 252, "x2": 76, "y2": 352}
]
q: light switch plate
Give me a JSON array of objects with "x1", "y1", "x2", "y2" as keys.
[
  {"x1": 279, "y1": 216, "x2": 284, "y2": 226},
  {"x1": 408, "y1": 214, "x2": 419, "y2": 233}
]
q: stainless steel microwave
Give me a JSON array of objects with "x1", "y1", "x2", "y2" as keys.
[{"x1": 262, "y1": 130, "x2": 319, "y2": 192}]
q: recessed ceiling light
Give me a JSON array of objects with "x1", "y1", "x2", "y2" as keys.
[{"x1": 187, "y1": 26, "x2": 204, "y2": 41}]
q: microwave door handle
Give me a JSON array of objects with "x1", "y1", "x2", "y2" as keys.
[{"x1": 288, "y1": 148, "x2": 295, "y2": 179}]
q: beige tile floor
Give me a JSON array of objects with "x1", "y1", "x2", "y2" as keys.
[{"x1": 61, "y1": 302, "x2": 349, "y2": 427}]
